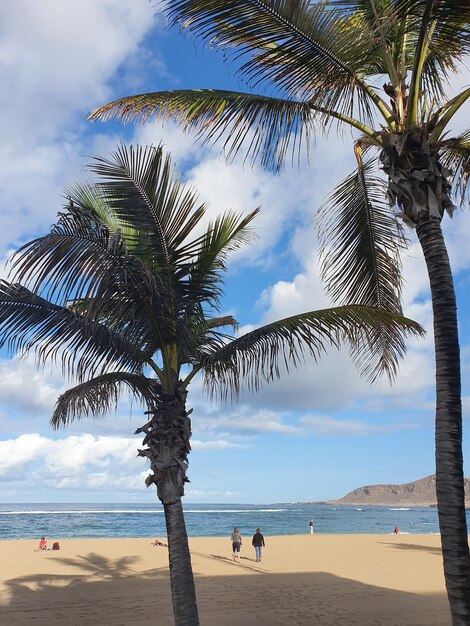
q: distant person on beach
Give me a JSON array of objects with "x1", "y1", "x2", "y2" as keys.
[
  {"x1": 252, "y1": 528, "x2": 265, "y2": 562},
  {"x1": 309, "y1": 519, "x2": 314, "y2": 534},
  {"x1": 394, "y1": 526, "x2": 400, "y2": 535},
  {"x1": 231, "y1": 527, "x2": 242, "y2": 562},
  {"x1": 36, "y1": 538, "x2": 47, "y2": 551},
  {"x1": 150, "y1": 539, "x2": 167, "y2": 547}
]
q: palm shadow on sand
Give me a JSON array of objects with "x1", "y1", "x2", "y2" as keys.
[{"x1": 2, "y1": 553, "x2": 450, "y2": 626}]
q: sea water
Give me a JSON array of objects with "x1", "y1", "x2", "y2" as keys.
[{"x1": 1, "y1": 502, "x2": 467, "y2": 540}]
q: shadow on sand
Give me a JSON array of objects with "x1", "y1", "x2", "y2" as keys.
[
  {"x1": 379, "y1": 541, "x2": 443, "y2": 556},
  {"x1": 1, "y1": 551, "x2": 450, "y2": 626}
]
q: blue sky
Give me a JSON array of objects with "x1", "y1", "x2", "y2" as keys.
[{"x1": 0, "y1": 0, "x2": 469, "y2": 504}]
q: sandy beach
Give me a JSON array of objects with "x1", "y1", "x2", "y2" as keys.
[{"x1": 0, "y1": 534, "x2": 454, "y2": 625}]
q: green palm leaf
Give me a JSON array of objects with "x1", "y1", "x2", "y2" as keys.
[
  {"x1": 9, "y1": 204, "x2": 168, "y2": 352},
  {"x1": 317, "y1": 156, "x2": 404, "y2": 311},
  {"x1": 201, "y1": 305, "x2": 424, "y2": 398},
  {"x1": 90, "y1": 90, "x2": 379, "y2": 170},
  {"x1": 188, "y1": 208, "x2": 260, "y2": 308},
  {"x1": 162, "y1": 0, "x2": 385, "y2": 120},
  {"x1": 88, "y1": 144, "x2": 207, "y2": 265},
  {"x1": 51, "y1": 372, "x2": 161, "y2": 427},
  {"x1": 90, "y1": 90, "x2": 316, "y2": 170},
  {"x1": 439, "y1": 132, "x2": 470, "y2": 207},
  {"x1": 0, "y1": 282, "x2": 148, "y2": 380}
]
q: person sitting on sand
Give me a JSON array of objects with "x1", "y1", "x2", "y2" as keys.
[
  {"x1": 231, "y1": 527, "x2": 242, "y2": 562},
  {"x1": 36, "y1": 537, "x2": 47, "y2": 551},
  {"x1": 150, "y1": 539, "x2": 167, "y2": 547}
]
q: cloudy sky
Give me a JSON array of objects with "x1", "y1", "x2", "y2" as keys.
[{"x1": 1, "y1": 0, "x2": 469, "y2": 504}]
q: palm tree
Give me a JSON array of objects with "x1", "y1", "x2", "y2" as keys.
[
  {"x1": 0, "y1": 144, "x2": 422, "y2": 625},
  {"x1": 88, "y1": 1, "x2": 470, "y2": 621}
]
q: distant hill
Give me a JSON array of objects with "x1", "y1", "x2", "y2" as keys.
[{"x1": 324, "y1": 475, "x2": 470, "y2": 507}]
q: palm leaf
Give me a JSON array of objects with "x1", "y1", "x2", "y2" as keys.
[
  {"x1": 162, "y1": 0, "x2": 385, "y2": 120},
  {"x1": 0, "y1": 281, "x2": 148, "y2": 380},
  {"x1": 439, "y1": 132, "x2": 470, "y2": 207},
  {"x1": 9, "y1": 204, "x2": 169, "y2": 351},
  {"x1": 187, "y1": 208, "x2": 260, "y2": 308},
  {"x1": 90, "y1": 90, "x2": 332, "y2": 171},
  {"x1": 88, "y1": 144, "x2": 207, "y2": 265},
  {"x1": 318, "y1": 156, "x2": 404, "y2": 311},
  {"x1": 394, "y1": 0, "x2": 470, "y2": 46},
  {"x1": 51, "y1": 372, "x2": 161, "y2": 427},
  {"x1": 201, "y1": 305, "x2": 424, "y2": 398}
]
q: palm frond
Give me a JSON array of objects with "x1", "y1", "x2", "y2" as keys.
[
  {"x1": 201, "y1": 305, "x2": 424, "y2": 398},
  {"x1": 9, "y1": 204, "x2": 168, "y2": 351},
  {"x1": 205, "y1": 315, "x2": 238, "y2": 331},
  {"x1": 395, "y1": 0, "x2": 470, "y2": 122},
  {"x1": 0, "y1": 281, "x2": 148, "y2": 380},
  {"x1": 91, "y1": 90, "x2": 321, "y2": 171},
  {"x1": 318, "y1": 157, "x2": 404, "y2": 311},
  {"x1": 394, "y1": 0, "x2": 470, "y2": 51},
  {"x1": 161, "y1": 0, "x2": 384, "y2": 119},
  {"x1": 187, "y1": 208, "x2": 260, "y2": 307},
  {"x1": 439, "y1": 132, "x2": 470, "y2": 207},
  {"x1": 51, "y1": 372, "x2": 161, "y2": 428},
  {"x1": 88, "y1": 144, "x2": 207, "y2": 265}
]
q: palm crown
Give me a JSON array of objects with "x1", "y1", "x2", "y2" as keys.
[{"x1": 0, "y1": 143, "x2": 421, "y2": 424}]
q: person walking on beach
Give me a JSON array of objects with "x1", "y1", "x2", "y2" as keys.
[
  {"x1": 309, "y1": 519, "x2": 314, "y2": 534},
  {"x1": 394, "y1": 526, "x2": 400, "y2": 535},
  {"x1": 252, "y1": 528, "x2": 265, "y2": 562},
  {"x1": 231, "y1": 527, "x2": 242, "y2": 562}
]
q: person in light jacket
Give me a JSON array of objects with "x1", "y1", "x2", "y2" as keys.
[{"x1": 231, "y1": 527, "x2": 242, "y2": 562}]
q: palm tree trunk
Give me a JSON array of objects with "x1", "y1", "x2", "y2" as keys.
[
  {"x1": 137, "y1": 386, "x2": 200, "y2": 625},
  {"x1": 416, "y1": 218, "x2": 470, "y2": 625},
  {"x1": 164, "y1": 499, "x2": 200, "y2": 626}
]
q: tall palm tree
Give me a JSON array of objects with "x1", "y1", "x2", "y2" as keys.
[
  {"x1": 88, "y1": 1, "x2": 470, "y2": 621},
  {"x1": 0, "y1": 144, "x2": 422, "y2": 626}
]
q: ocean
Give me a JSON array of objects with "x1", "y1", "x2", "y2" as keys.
[{"x1": 1, "y1": 502, "x2": 467, "y2": 540}]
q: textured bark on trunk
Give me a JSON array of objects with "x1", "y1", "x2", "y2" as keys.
[
  {"x1": 136, "y1": 384, "x2": 199, "y2": 625},
  {"x1": 164, "y1": 500, "x2": 200, "y2": 626},
  {"x1": 416, "y1": 219, "x2": 470, "y2": 625}
]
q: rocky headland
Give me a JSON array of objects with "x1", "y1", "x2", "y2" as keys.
[{"x1": 304, "y1": 475, "x2": 470, "y2": 507}]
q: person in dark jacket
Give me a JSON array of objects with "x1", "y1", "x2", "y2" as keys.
[{"x1": 252, "y1": 528, "x2": 265, "y2": 562}]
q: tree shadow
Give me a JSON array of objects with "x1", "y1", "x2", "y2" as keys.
[
  {"x1": 379, "y1": 541, "x2": 443, "y2": 556},
  {"x1": 1, "y1": 553, "x2": 450, "y2": 626}
]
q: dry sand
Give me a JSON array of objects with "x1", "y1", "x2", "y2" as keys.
[{"x1": 0, "y1": 534, "x2": 454, "y2": 625}]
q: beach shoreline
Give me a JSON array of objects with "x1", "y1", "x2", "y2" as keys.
[{"x1": 0, "y1": 534, "x2": 457, "y2": 625}]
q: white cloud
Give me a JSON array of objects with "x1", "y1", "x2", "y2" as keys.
[
  {"x1": 0, "y1": 433, "x2": 241, "y2": 494},
  {"x1": 299, "y1": 415, "x2": 420, "y2": 437},
  {"x1": 185, "y1": 489, "x2": 238, "y2": 498},
  {"x1": 191, "y1": 439, "x2": 240, "y2": 450},
  {"x1": 0, "y1": 0, "x2": 157, "y2": 250},
  {"x1": 0, "y1": 356, "x2": 64, "y2": 416}
]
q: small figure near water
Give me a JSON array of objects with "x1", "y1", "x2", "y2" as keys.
[
  {"x1": 35, "y1": 537, "x2": 47, "y2": 551},
  {"x1": 252, "y1": 528, "x2": 265, "y2": 562},
  {"x1": 309, "y1": 519, "x2": 314, "y2": 534},
  {"x1": 394, "y1": 526, "x2": 400, "y2": 535},
  {"x1": 150, "y1": 538, "x2": 167, "y2": 547},
  {"x1": 231, "y1": 527, "x2": 242, "y2": 562}
]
